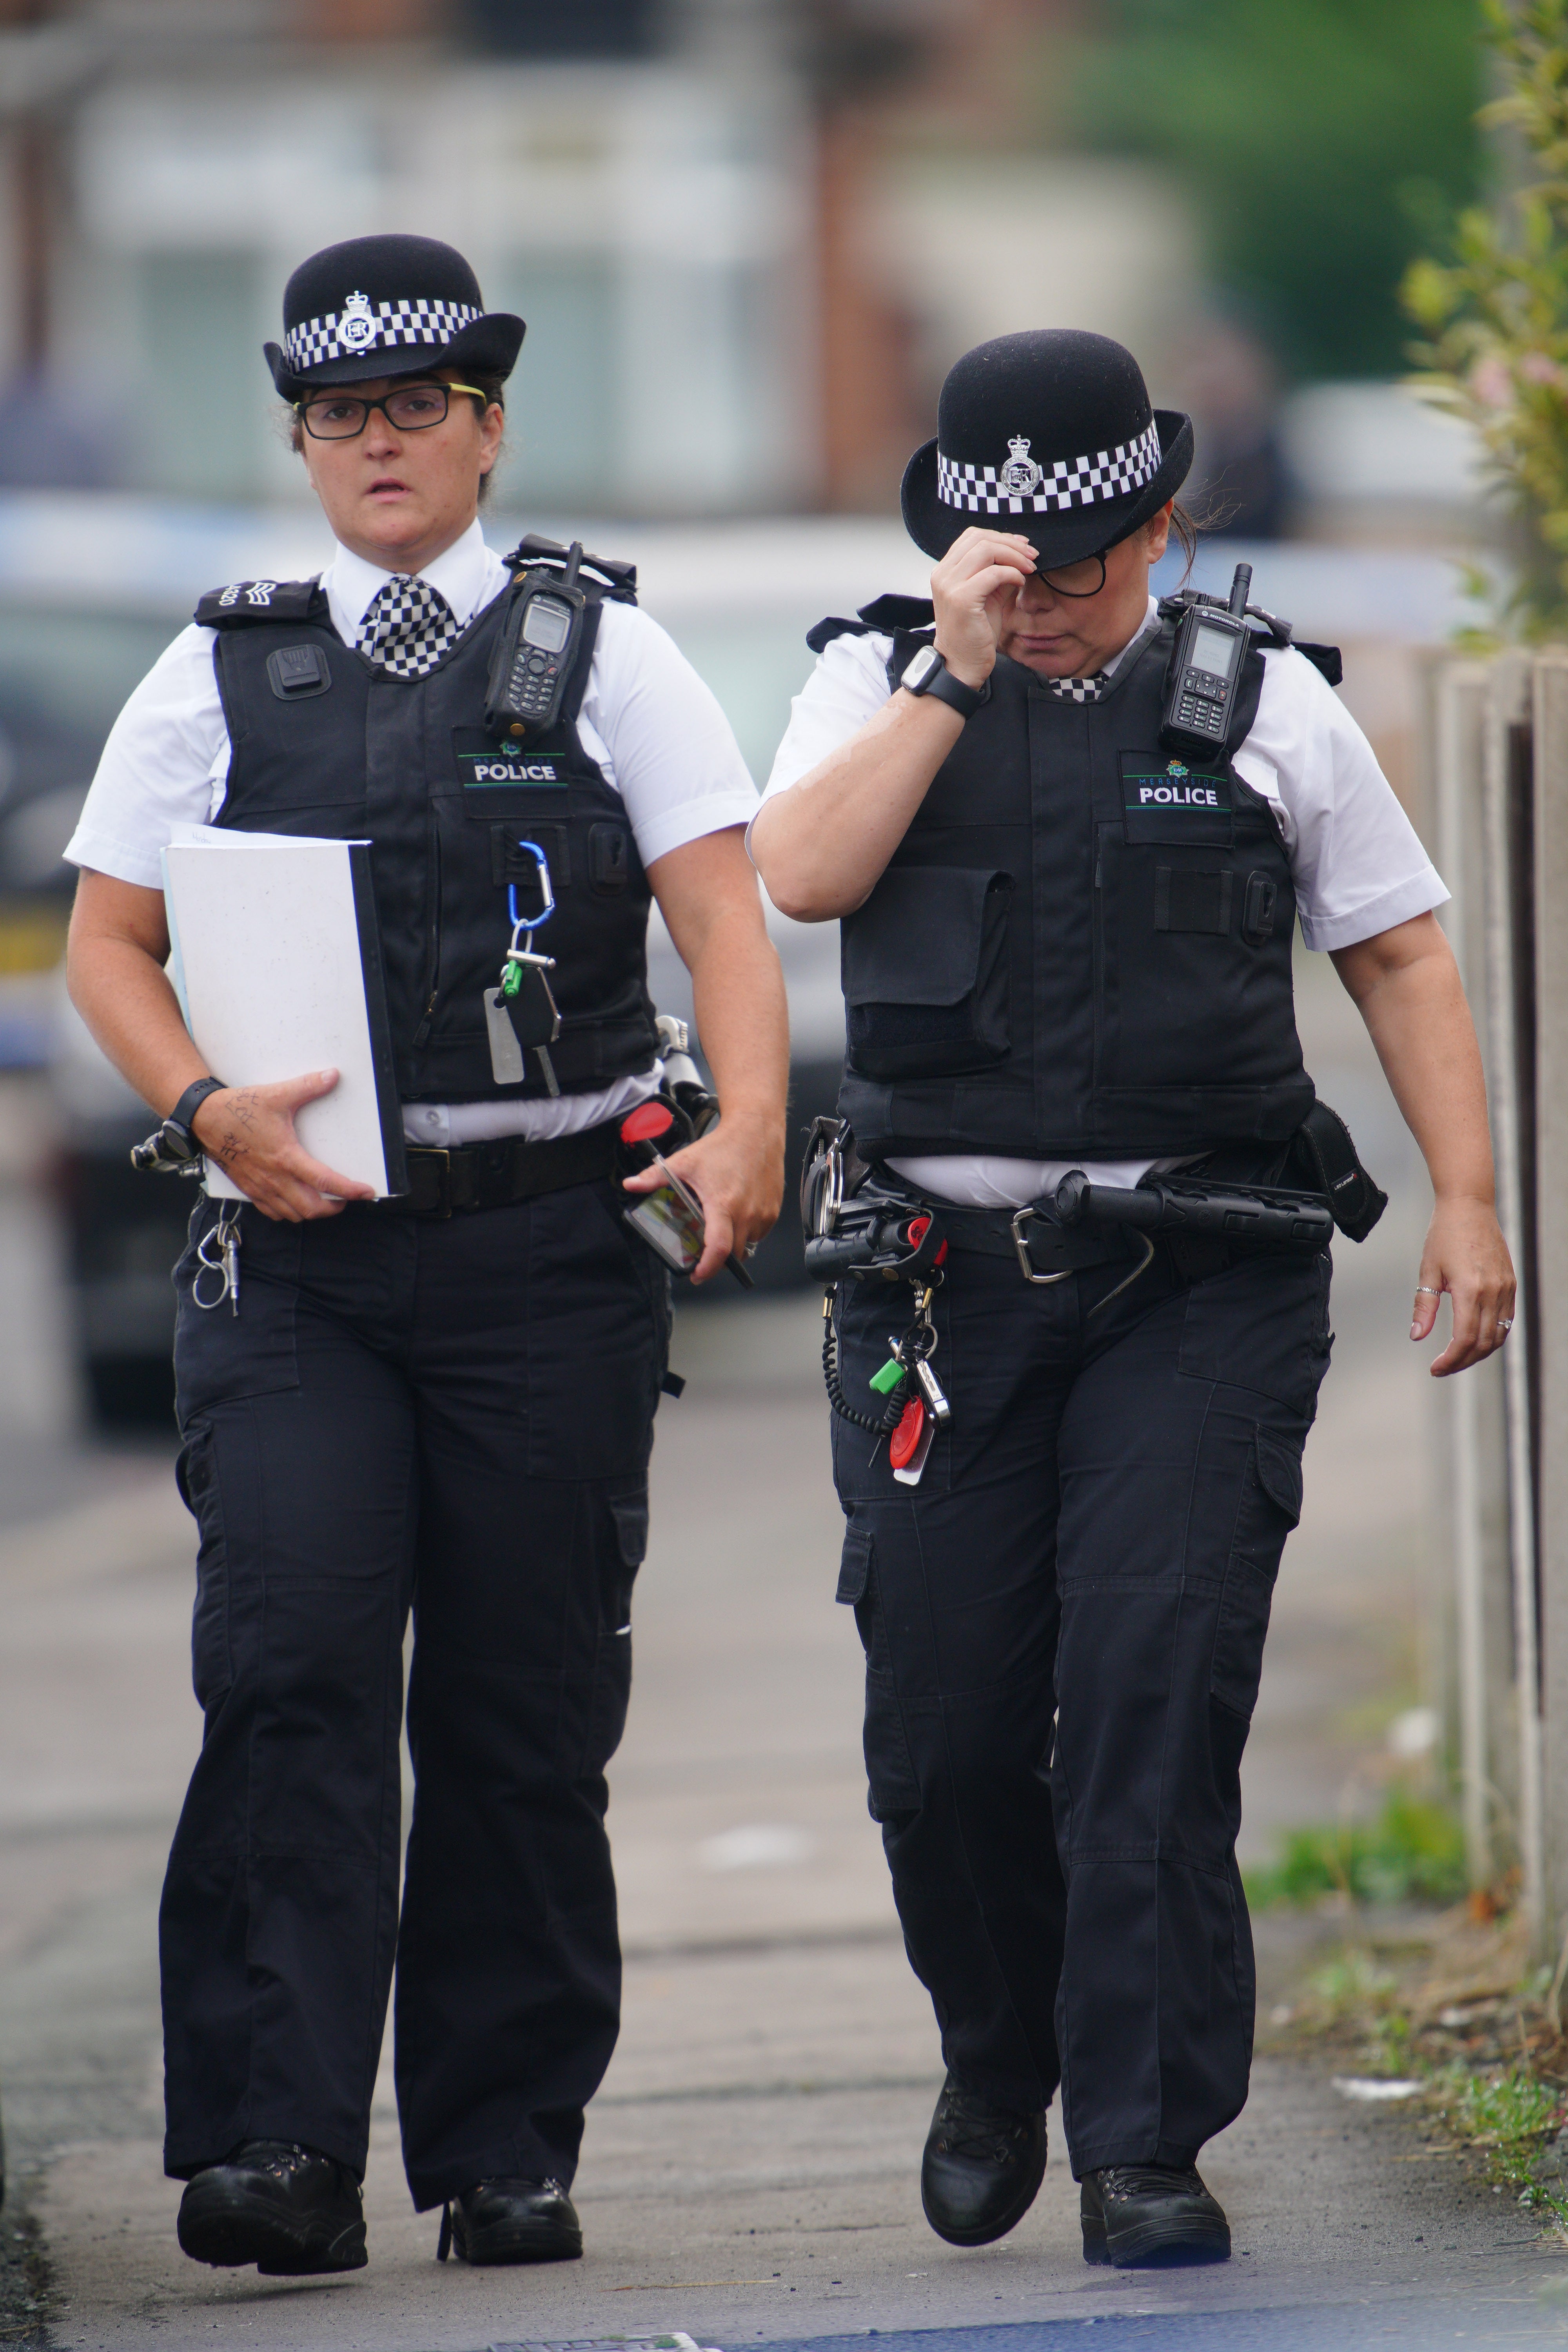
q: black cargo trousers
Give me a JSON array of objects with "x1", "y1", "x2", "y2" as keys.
[
  {"x1": 159, "y1": 1176, "x2": 670, "y2": 2210},
  {"x1": 829, "y1": 1229, "x2": 1331, "y2": 2178}
]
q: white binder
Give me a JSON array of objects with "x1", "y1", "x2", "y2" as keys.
[{"x1": 161, "y1": 824, "x2": 408, "y2": 1200}]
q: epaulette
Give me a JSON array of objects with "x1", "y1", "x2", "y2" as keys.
[
  {"x1": 194, "y1": 578, "x2": 325, "y2": 628},
  {"x1": 1156, "y1": 589, "x2": 1342, "y2": 689},
  {"x1": 504, "y1": 534, "x2": 637, "y2": 604},
  {"x1": 806, "y1": 593, "x2": 935, "y2": 655}
]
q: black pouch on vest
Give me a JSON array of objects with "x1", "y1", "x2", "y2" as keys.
[
  {"x1": 842, "y1": 867, "x2": 1012, "y2": 1080},
  {"x1": 1287, "y1": 1100, "x2": 1387, "y2": 1241}
]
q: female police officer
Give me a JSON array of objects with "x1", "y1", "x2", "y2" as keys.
[
  {"x1": 63, "y1": 234, "x2": 787, "y2": 2276},
  {"x1": 751, "y1": 329, "x2": 1511, "y2": 2269}
]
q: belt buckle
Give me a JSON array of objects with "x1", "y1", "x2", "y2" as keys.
[
  {"x1": 410, "y1": 1147, "x2": 452, "y2": 1218},
  {"x1": 1011, "y1": 1206, "x2": 1074, "y2": 1287}
]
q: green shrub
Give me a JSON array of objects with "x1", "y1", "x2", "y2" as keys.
[
  {"x1": 1403, "y1": 0, "x2": 1568, "y2": 635},
  {"x1": 1245, "y1": 1788, "x2": 1468, "y2": 1910}
]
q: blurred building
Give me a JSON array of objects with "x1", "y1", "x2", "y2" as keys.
[{"x1": 0, "y1": 0, "x2": 1220, "y2": 515}]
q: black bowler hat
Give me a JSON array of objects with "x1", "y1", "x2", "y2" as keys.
[
  {"x1": 900, "y1": 328, "x2": 1193, "y2": 565},
  {"x1": 264, "y1": 233, "x2": 525, "y2": 398}
]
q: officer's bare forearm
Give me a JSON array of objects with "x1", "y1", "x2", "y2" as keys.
[
  {"x1": 686, "y1": 908, "x2": 789, "y2": 1143},
  {"x1": 749, "y1": 692, "x2": 964, "y2": 922},
  {"x1": 1331, "y1": 912, "x2": 1494, "y2": 1204},
  {"x1": 66, "y1": 869, "x2": 209, "y2": 1116}
]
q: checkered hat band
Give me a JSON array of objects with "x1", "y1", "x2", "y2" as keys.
[
  {"x1": 937, "y1": 420, "x2": 1161, "y2": 515},
  {"x1": 285, "y1": 298, "x2": 484, "y2": 373}
]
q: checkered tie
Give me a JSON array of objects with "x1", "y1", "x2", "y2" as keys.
[
  {"x1": 1044, "y1": 672, "x2": 1109, "y2": 704},
  {"x1": 356, "y1": 574, "x2": 460, "y2": 679}
]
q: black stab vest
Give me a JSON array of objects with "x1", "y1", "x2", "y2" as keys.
[
  {"x1": 832, "y1": 610, "x2": 1316, "y2": 1162},
  {"x1": 197, "y1": 568, "x2": 659, "y2": 1103}
]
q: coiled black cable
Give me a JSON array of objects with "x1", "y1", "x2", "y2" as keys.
[{"x1": 822, "y1": 1289, "x2": 908, "y2": 1434}]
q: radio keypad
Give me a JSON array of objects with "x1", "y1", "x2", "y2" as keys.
[
  {"x1": 1177, "y1": 668, "x2": 1227, "y2": 738},
  {"x1": 508, "y1": 647, "x2": 564, "y2": 721}
]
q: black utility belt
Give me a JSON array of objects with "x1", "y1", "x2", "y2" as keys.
[
  {"x1": 929, "y1": 1200, "x2": 1132, "y2": 1281},
  {"x1": 363, "y1": 1118, "x2": 621, "y2": 1218}
]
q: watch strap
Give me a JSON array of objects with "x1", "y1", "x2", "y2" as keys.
[
  {"x1": 903, "y1": 648, "x2": 990, "y2": 720},
  {"x1": 169, "y1": 1076, "x2": 228, "y2": 1138}
]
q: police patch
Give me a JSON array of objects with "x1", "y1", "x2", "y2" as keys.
[
  {"x1": 458, "y1": 750, "x2": 564, "y2": 788},
  {"x1": 1120, "y1": 752, "x2": 1233, "y2": 846}
]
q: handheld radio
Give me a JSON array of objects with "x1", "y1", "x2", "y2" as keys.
[
  {"x1": 1160, "y1": 562, "x2": 1252, "y2": 759},
  {"x1": 484, "y1": 541, "x2": 588, "y2": 739}
]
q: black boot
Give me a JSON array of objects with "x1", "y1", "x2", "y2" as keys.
[
  {"x1": 920, "y1": 2071, "x2": 1046, "y2": 2247},
  {"x1": 436, "y1": 2177, "x2": 583, "y2": 2266},
  {"x1": 1080, "y1": 2163, "x2": 1230, "y2": 2268},
  {"x1": 176, "y1": 2141, "x2": 367, "y2": 2275}
]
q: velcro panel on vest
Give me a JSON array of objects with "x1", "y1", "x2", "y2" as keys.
[{"x1": 1154, "y1": 866, "x2": 1233, "y2": 935}]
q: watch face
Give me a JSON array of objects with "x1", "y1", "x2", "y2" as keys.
[
  {"x1": 160, "y1": 1121, "x2": 202, "y2": 1164},
  {"x1": 902, "y1": 646, "x2": 940, "y2": 693}
]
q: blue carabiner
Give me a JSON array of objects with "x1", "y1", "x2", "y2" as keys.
[{"x1": 508, "y1": 840, "x2": 555, "y2": 935}]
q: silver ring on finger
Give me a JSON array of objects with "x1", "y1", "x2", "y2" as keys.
[
  {"x1": 1416, "y1": 1285, "x2": 1441, "y2": 1297},
  {"x1": 1497, "y1": 1316, "x2": 1514, "y2": 1331}
]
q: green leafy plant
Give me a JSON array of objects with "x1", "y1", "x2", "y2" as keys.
[
  {"x1": 1245, "y1": 1788, "x2": 1468, "y2": 1911},
  {"x1": 1404, "y1": 0, "x2": 1568, "y2": 634},
  {"x1": 1063, "y1": 0, "x2": 1481, "y2": 381}
]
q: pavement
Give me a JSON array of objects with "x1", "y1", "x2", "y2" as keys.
[{"x1": 2, "y1": 956, "x2": 1566, "y2": 2350}]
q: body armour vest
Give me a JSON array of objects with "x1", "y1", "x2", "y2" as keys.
[
  {"x1": 195, "y1": 555, "x2": 658, "y2": 1104},
  {"x1": 830, "y1": 607, "x2": 1317, "y2": 1162}
]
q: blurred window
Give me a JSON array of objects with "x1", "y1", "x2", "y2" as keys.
[
  {"x1": 494, "y1": 258, "x2": 616, "y2": 507},
  {"x1": 136, "y1": 252, "x2": 266, "y2": 500},
  {"x1": 463, "y1": 0, "x2": 656, "y2": 56}
]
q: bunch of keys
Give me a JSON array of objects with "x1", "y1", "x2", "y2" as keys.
[
  {"x1": 867, "y1": 1283, "x2": 949, "y2": 1488},
  {"x1": 192, "y1": 1201, "x2": 244, "y2": 1318},
  {"x1": 483, "y1": 840, "x2": 562, "y2": 1096}
]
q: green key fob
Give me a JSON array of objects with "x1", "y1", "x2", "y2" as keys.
[{"x1": 501, "y1": 953, "x2": 560, "y2": 1051}]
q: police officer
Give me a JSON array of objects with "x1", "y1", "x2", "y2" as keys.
[
  {"x1": 750, "y1": 330, "x2": 1511, "y2": 2269},
  {"x1": 64, "y1": 234, "x2": 787, "y2": 2276}
]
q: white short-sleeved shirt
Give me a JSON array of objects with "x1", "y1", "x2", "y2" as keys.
[
  {"x1": 67, "y1": 518, "x2": 760, "y2": 1145},
  {"x1": 760, "y1": 595, "x2": 1448, "y2": 1209}
]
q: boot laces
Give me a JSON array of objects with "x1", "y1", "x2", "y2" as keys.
[
  {"x1": 1097, "y1": 2163, "x2": 1205, "y2": 2202},
  {"x1": 934, "y1": 2091, "x2": 1033, "y2": 2166},
  {"x1": 246, "y1": 2141, "x2": 315, "y2": 2180}
]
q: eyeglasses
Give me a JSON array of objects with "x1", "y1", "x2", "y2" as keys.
[
  {"x1": 296, "y1": 382, "x2": 488, "y2": 441},
  {"x1": 1036, "y1": 552, "x2": 1108, "y2": 598}
]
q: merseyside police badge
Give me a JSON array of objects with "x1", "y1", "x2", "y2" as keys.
[
  {"x1": 339, "y1": 290, "x2": 377, "y2": 352},
  {"x1": 1000, "y1": 434, "x2": 1043, "y2": 497}
]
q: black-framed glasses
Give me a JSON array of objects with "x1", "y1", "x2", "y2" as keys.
[
  {"x1": 296, "y1": 381, "x2": 488, "y2": 441},
  {"x1": 1036, "y1": 551, "x2": 1108, "y2": 598}
]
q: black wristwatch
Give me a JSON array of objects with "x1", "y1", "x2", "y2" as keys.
[
  {"x1": 131, "y1": 1076, "x2": 229, "y2": 1173},
  {"x1": 899, "y1": 644, "x2": 991, "y2": 719}
]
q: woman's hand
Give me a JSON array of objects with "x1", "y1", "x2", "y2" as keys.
[
  {"x1": 621, "y1": 1109, "x2": 784, "y2": 1285},
  {"x1": 931, "y1": 527, "x2": 1036, "y2": 687},
  {"x1": 193, "y1": 1071, "x2": 377, "y2": 1222},
  {"x1": 1410, "y1": 1193, "x2": 1516, "y2": 1375}
]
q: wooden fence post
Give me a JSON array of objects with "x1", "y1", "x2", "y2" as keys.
[
  {"x1": 1532, "y1": 651, "x2": 1568, "y2": 1985},
  {"x1": 1431, "y1": 657, "x2": 1517, "y2": 1886}
]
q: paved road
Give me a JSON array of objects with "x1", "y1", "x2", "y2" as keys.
[{"x1": 4, "y1": 956, "x2": 1562, "y2": 2349}]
